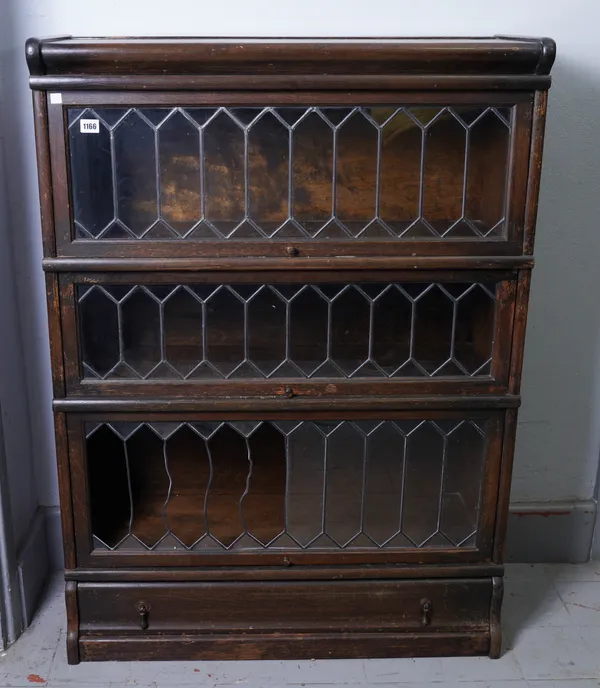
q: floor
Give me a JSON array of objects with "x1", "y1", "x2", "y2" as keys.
[{"x1": 1, "y1": 564, "x2": 600, "y2": 687}]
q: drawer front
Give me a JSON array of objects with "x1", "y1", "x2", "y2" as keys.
[
  {"x1": 61, "y1": 273, "x2": 515, "y2": 397},
  {"x1": 68, "y1": 411, "x2": 503, "y2": 567},
  {"x1": 78, "y1": 578, "x2": 492, "y2": 634},
  {"x1": 48, "y1": 95, "x2": 532, "y2": 258}
]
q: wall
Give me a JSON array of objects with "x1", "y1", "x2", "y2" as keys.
[
  {"x1": 1, "y1": 0, "x2": 599, "y2": 561},
  {"x1": 0, "y1": 36, "x2": 37, "y2": 555},
  {"x1": 0, "y1": 39, "x2": 36, "y2": 637}
]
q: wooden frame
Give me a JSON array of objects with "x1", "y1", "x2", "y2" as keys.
[
  {"x1": 27, "y1": 35, "x2": 555, "y2": 663},
  {"x1": 57, "y1": 270, "x2": 517, "y2": 399},
  {"x1": 45, "y1": 92, "x2": 533, "y2": 261},
  {"x1": 65, "y1": 409, "x2": 504, "y2": 569}
]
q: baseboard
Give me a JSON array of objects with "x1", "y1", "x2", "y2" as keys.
[
  {"x1": 44, "y1": 501, "x2": 597, "y2": 568},
  {"x1": 506, "y1": 500, "x2": 597, "y2": 563},
  {"x1": 16, "y1": 508, "x2": 49, "y2": 626}
]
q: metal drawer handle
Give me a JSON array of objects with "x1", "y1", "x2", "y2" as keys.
[
  {"x1": 420, "y1": 598, "x2": 433, "y2": 626},
  {"x1": 135, "y1": 600, "x2": 151, "y2": 630}
]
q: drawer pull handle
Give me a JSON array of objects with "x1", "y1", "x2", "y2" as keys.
[
  {"x1": 283, "y1": 387, "x2": 294, "y2": 399},
  {"x1": 135, "y1": 601, "x2": 151, "y2": 630},
  {"x1": 421, "y1": 598, "x2": 433, "y2": 626},
  {"x1": 286, "y1": 246, "x2": 299, "y2": 257}
]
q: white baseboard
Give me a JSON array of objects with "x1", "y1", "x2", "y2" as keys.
[{"x1": 506, "y1": 500, "x2": 597, "y2": 563}]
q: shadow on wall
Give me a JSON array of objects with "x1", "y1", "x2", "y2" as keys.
[
  {"x1": 0, "y1": 2, "x2": 40, "y2": 550},
  {"x1": 508, "y1": 56, "x2": 600, "y2": 559},
  {"x1": 513, "y1": 57, "x2": 600, "y2": 499}
]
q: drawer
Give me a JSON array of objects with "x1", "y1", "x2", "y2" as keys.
[
  {"x1": 59, "y1": 272, "x2": 516, "y2": 398},
  {"x1": 78, "y1": 578, "x2": 493, "y2": 634},
  {"x1": 48, "y1": 96, "x2": 532, "y2": 260},
  {"x1": 67, "y1": 411, "x2": 503, "y2": 568}
]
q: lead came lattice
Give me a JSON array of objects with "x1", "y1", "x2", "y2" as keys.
[
  {"x1": 86, "y1": 419, "x2": 488, "y2": 553},
  {"x1": 68, "y1": 106, "x2": 512, "y2": 240},
  {"x1": 78, "y1": 282, "x2": 496, "y2": 380}
]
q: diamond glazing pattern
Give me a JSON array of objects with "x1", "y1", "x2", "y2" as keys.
[
  {"x1": 86, "y1": 419, "x2": 488, "y2": 552},
  {"x1": 78, "y1": 282, "x2": 496, "y2": 380},
  {"x1": 68, "y1": 106, "x2": 512, "y2": 240}
]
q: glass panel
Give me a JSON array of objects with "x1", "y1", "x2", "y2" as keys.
[
  {"x1": 114, "y1": 111, "x2": 157, "y2": 237},
  {"x1": 413, "y1": 285, "x2": 455, "y2": 375},
  {"x1": 378, "y1": 109, "x2": 420, "y2": 236},
  {"x1": 248, "y1": 112, "x2": 289, "y2": 235},
  {"x1": 330, "y1": 287, "x2": 370, "y2": 375},
  {"x1": 203, "y1": 111, "x2": 245, "y2": 236},
  {"x1": 293, "y1": 111, "x2": 333, "y2": 236},
  {"x1": 121, "y1": 288, "x2": 161, "y2": 377},
  {"x1": 77, "y1": 282, "x2": 497, "y2": 381},
  {"x1": 440, "y1": 421, "x2": 486, "y2": 545},
  {"x1": 164, "y1": 425, "x2": 209, "y2": 547},
  {"x1": 402, "y1": 422, "x2": 445, "y2": 547},
  {"x1": 372, "y1": 286, "x2": 411, "y2": 375},
  {"x1": 68, "y1": 106, "x2": 513, "y2": 241},
  {"x1": 466, "y1": 109, "x2": 511, "y2": 237},
  {"x1": 248, "y1": 287, "x2": 286, "y2": 376},
  {"x1": 69, "y1": 111, "x2": 114, "y2": 237},
  {"x1": 205, "y1": 425, "x2": 248, "y2": 546},
  {"x1": 245, "y1": 424, "x2": 286, "y2": 545},
  {"x1": 79, "y1": 287, "x2": 120, "y2": 377},
  {"x1": 421, "y1": 110, "x2": 466, "y2": 237},
  {"x1": 325, "y1": 423, "x2": 364, "y2": 546},
  {"x1": 87, "y1": 425, "x2": 130, "y2": 547},
  {"x1": 455, "y1": 284, "x2": 496, "y2": 375},
  {"x1": 127, "y1": 425, "x2": 169, "y2": 547},
  {"x1": 158, "y1": 111, "x2": 201, "y2": 236},
  {"x1": 86, "y1": 418, "x2": 490, "y2": 552},
  {"x1": 363, "y1": 422, "x2": 405, "y2": 545},
  {"x1": 205, "y1": 287, "x2": 245, "y2": 377},
  {"x1": 335, "y1": 111, "x2": 377, "y2": 236},
  {"x1": 289, "y1": 287, "x2": 328, "y2": 375},
  {"x1": 286, "y1": 422, "x2": 324, "y2": 546},
  {"x1": 163, "y1": 287, "x2": 204, "y2": 377}
]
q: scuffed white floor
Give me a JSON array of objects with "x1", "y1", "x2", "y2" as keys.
[{"x1": 1, "y1": 562, "x2": 600, "y2": 687}]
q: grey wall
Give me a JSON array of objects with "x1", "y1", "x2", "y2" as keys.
[
  {"x1": 0, "y1": 39, "x2": 37, "y2": 551},
  {"x1": 0, "y1": 0, "x2": 599, "y2": 560}
]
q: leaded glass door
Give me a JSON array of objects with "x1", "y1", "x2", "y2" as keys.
[
  {"x1": 68, "y1": 412, "x2": 503, "y2": 567},
  {"x1": 47, "y1": 93, "x2": 533, "y2": 259},
  {"x1": 60, "y1": 273, "x2": 515, "y2": 398}
]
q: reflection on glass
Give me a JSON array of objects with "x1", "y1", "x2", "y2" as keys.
[
  {"x1": 78, "y1": 282, "x2": 496, "y2": 380},
  {"x1": 87, "y1": 419, "x2": 488, "y2": 552},
  {"x1": 68, "y1": 106, "x2": 511, "y2": 240}
]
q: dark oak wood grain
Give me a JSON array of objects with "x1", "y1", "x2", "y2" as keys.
[
  {"x1": 28, "y1": 36, "x2": 554, "y2": 663},
  {"x1": 75, "y1": 578, "x2": 493, "y2": 659},
  {"x1": 77, "y1": 579, "x2": 492, "y2": 633},
  {"x1": 524, "y1": 90, "x2": 550, "y2": 254},
  {"x1": 44, "y1": 256, "x2": 535, "y2": 270},
  {"x1": 54, "y1": 413, "x2": 76, "y2": 570},
  {"x1": 493, "y1": 408, "x2": 520, "y2": 564},
  {"x1": 65, "y1": 563, "x2": 504, "y2": 582},
  {"x1": 53, "y1": 395, "x2": 521, "y2": 413},
  {"x1": 32, "y1": 36, "x2": 555, "y2": 73},
  {"x1": 65, "y1": 580, "x2": 80, "y2": 664},
  {"x1": 32, "y1": 90, "x2": 56, "y2": 257},
  {"x1": 79, "y1": 631, "x2": 490, "y2": 661},
  {"x1": 490, "y1": 575, "x2": 504, "y2": 658}
]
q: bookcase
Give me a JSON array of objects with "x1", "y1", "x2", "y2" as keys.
[{"x1": 27, "y1": 35, "x2": 555, "y2": 662}]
